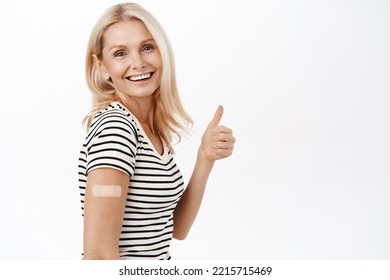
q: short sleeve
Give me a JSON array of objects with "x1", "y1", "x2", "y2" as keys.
[{"x1": 85, "y1": 112, "x2": 137, "y2": 177}]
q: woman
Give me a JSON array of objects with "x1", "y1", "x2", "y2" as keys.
[{"x1": 78, "y1": 2, "x2": 235, "y2": 260}]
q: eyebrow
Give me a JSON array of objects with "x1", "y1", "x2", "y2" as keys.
[{"x1": 108, "y1": 38, "x2": 156, "y2": 51}]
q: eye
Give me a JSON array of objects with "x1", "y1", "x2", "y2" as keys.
[
  {"x1": 114, "y1": 50, "x2": 126, "y2": 57},
  {"x1": 142, "y1": 44, "x2": 154, "y2": 52}
]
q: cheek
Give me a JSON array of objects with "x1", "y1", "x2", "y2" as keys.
[
  {"x1": 151, "y1": 51, "x2": 163, "y2": 71},
  {"x1": 108, "y1": 64, "x2": 127, "y2": 78},
  {"x1": 102, "y1": 59, "x2": 126, "y2": 79}
]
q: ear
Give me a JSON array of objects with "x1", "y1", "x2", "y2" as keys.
[{"x1": 92, "y1": 54, "x2": 110, "y2": 80}]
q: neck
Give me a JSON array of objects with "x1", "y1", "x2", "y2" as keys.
[{"x1": 117, "y1": 95, "x2": 156, "y2": 133}]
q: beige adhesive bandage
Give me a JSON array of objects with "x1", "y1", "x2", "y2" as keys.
[{"x1": 92, "y1": 185, "x2": 122, "y2": 198}]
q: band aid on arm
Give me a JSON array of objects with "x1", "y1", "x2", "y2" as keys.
[{"x1": 92, "y1": 185, "x2": 122, "y2": 198}]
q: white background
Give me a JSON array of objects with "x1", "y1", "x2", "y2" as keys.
[{"x1": 0, "y1": 0, "x2": 389, "y2": 259}]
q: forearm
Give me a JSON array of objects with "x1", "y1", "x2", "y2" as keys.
[
  {"x1": 173, "y1": 105, "x2": 235, "y2": 240},
  {"x1": 173, "y1": 149, "x2": 215, "y2": 240}
]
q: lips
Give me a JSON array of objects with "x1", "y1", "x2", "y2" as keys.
[{"x1": 126, "y1": 72, "x2": 153, "y2": 82}]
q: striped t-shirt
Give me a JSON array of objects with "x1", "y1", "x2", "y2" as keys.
[{"x1": 78, "y1": 102, "x2": 184, "y2": 260}]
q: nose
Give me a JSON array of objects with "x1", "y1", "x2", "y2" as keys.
[{"x1": 130, "y1": 52, "x2": 146, "y2": 70}]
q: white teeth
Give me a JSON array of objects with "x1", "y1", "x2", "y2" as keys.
[{"x1": 128, "y1": 73, "x2": 152, "y2": 81}]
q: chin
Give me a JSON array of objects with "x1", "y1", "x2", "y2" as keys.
[{"x1": 126, "y1": 89, "x2": 157, "y2": 99}]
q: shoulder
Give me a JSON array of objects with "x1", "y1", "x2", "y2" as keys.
[
  {"x1": 88, "y1": 102, "x2": 138, "y2": 139},
  {"x1": 84, "y1": 103, "x2": 139, "y2": 175}
]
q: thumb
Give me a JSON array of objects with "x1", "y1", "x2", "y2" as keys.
[{"x1": 208, "y1": 105, "x2": 224, "y2": 129}]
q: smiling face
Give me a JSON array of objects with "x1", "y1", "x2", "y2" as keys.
[{"x1": 95, "y1": 19, "x2": 162, "y2": 101}]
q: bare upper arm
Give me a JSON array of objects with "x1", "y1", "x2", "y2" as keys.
[{"x1": 83, "y1": 168, "x2": 129, "y2": 260}]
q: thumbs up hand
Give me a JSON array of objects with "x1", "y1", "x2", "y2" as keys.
[{"x1": 200, "y1": 105, "x2": 235, "y2": 161}]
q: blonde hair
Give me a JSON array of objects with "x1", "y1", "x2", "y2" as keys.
[{"x1": 83, "y1": 3, "x2": 192, "y2": 152}]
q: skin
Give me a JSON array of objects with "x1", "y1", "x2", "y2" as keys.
[{"x1": 83, "y1": 19, "x2": 235, "y2": 259}]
